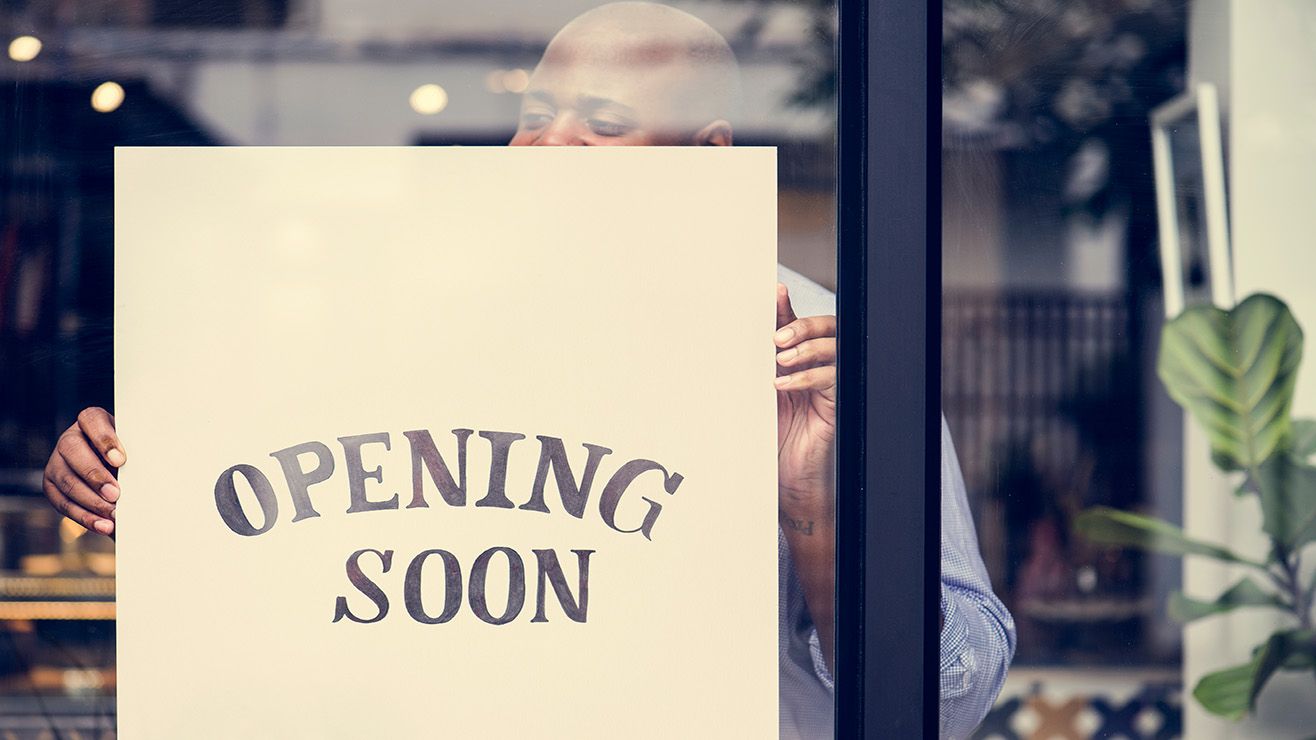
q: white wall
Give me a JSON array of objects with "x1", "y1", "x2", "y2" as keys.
[
  {"x1": 942, "y1": 147, "x2": 1127, "y2": 293},
  {"x1": 942, "y1": 149, "x2": 1006, "y2": 289},
  {"x1": 1183, "y1": 0, "x2": 1316, "y2": 735}
]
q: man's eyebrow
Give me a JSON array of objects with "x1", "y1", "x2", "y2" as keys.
[
  {"x1": 525, "y1": 89, "x2": 556, "y2": 105},
  {"x1": 576, "y1": 95, "x2": 636, "y2": 116}
]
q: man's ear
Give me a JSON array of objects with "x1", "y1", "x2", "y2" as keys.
[{"x1": 693, "y1": 120, "x2": 733, "y2": 146}]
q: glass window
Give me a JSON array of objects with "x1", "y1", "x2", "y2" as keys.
[
  {"x1": 946, "y1": 0, "x2": 1316, "y2": 737},
  {"x1": 1, "y1": 1, "x2": 843, "y2": 736}
]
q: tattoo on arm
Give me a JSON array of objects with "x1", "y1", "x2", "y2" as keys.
[{"x1": 783, "y1": 516, "x2": 815, "y2": 536}]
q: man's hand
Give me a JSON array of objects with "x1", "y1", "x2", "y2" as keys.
[
  {"x1": 774, "y1": 282, "x2": 837, "y2": 674},
  {"x1": 775, "y1": 282, "x2": 837, "y2": 510},
  {"x1": 42, "y1": 407, "x2": 124, "y2": 536}
]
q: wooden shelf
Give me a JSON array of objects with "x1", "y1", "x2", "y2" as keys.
[
  {"x1": 0, "y1": 574, "x2": 115, "y2": 599},
  {"x1": 0, "y1": 601, "x2": 114, "y2": 620},
  {"x1": 0, "y1": 573, "x2": 115, "y2": 620},
  {"x1": 1017, "y1": 596, "x2": 1154, "y2": 623}
]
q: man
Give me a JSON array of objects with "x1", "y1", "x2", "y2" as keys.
[{"x1": 43, "y1": 3, "x2": 1014, "y2": 737}]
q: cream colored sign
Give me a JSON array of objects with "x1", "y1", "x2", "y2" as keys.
[{"x1": 114, "y1": 147, "x2": 778, "y2": 738}]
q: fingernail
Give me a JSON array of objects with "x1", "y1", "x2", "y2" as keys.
[
  {"x1": 777, "y1": 348, "x2": 798, "y2": 365},
  {"x1": 101, "y1": 483, "x2": 120, "y2": 503},
  {"x1": 775, "y1": 375, "x2": 792, "y2": 388},
  {"x1": 775, "y1": 327, "x2": 795, "y2": 345},
  {"x1": 94, "y1": 519, "x2": 114, "y2": 535},
  {"x1": 106, "y1": 449, "x2": 126, "y2": 467}
]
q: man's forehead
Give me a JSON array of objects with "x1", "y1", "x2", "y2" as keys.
[
  {"x1": 528, "y1": 48, "x2": 699, "y2": 109},
  {"x1": 522, "y1": 7, "x2": 739, "y2": 127},
  {"x1": 534, "y1": 30, "x2": 706, "y2": 97},
  {"x1": 540, "y1": 28, "x2": 695, "y2": 68}
]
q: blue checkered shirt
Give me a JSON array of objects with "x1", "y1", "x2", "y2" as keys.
[{"x1": 777, "y1": 267, "x2": 1016, "y2": 739}]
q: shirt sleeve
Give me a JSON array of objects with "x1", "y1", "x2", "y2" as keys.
[
  {"x1": 938, "y1": 417, "x2": 1016, "y2": 739},
  {"x1": 789, "y1": 420, "x2": 1015, "y2": 738},
  {"x1": 806, "y1": 626, "x2": 834, "y2": 691}
]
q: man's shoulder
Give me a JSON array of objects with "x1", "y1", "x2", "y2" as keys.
[{"x1": 777, "y1": 264, "x2": 835, "y2": 317}]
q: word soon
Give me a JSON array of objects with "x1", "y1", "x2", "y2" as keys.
[
  {"x1": 213, "y1": 429, "x2": 684, "y2": 541},
  {"x1": 334, "y1": 546, "x2": 593, "y2": 625}
]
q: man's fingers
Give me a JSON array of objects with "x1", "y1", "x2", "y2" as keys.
[
  {"x1": 47, "y1": 453, "x2": 117, "y2": 520},
  {"x1": 774, "y1": 365, "x2": 836, "y2": 396},
  {"x1": 76, "y1": 407, "x2": 125, "y2": 468},
  {"x1": 776, "y1": 282, "x2": 798, "y2": 330},
  {"x1": 56, "y1": 430, "x2": 121, "y2": 504},
  {"x1": 43, "y1": 475, "x2": 114, "y2": 536},
  {"x1": 777, "y1": 337, "x2": 837, "y2": 369},
  {"x1": 775, "y1": 315, "x2": 837, "y2": 349}
]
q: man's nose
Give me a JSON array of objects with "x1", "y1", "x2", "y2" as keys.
[{"x1": 534, "y1": 114, "x2": 587, "y2": 146}]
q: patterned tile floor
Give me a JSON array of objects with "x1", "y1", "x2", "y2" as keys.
[{"x1": 972, "y1": 669, "x2": 1182, "y2": 740}]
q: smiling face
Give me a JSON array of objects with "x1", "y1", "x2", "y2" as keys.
[{"x1": 509, "y1": 3, "x2": 740, "y2": 147}]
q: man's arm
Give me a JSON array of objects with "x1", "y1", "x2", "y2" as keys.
[
  {"x1": 774, "y1": 280, "x2": 839, "y2": 674},
  {"x1": 783, "y1": 420, "x2": 1015, "y2": 740},
  {"x1": 774, "y1": 269, "x2": 1013, "y2": 736},
  {"x1": 780, "y1": 485, "x2": 836, "y2": 674}
]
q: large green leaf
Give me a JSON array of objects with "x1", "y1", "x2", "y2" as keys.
[
  {"x1": 1158, "y1": 293, "x2": 1303, "y2": 471},
  {"x1": 1168, "y1": 577, "x2": 1288, "y2": 622},
  {"x1": 1194, "y1": 654, "x2": 1261, "y2": 720},
  {"x1": 1075, "y1": 507, "x2": 1265, "y2": 568},
  {"x1": 1197, "y1": 631, "x2": 1316, "y2": 719},
  {"x1": 1250, "y1": 455, "x2": 1316, "y2": 550},
  {"x1": 1249, "y1": 630, "x2": 1316, "y2": 711}
]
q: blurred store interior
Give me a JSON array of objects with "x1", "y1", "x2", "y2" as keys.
[
  {"x1": 948, "y1": 1, "x2": 1316, "y2": 738},
  {"x1": 943, "y1": 1, "x2": 1189, "y2": 735},
  {"x1": 1, "y1": 0, "x2": 835, "y2": 734},
  {"x1": 4, "y1": 0, "x2": 1315, "y2": 737}
]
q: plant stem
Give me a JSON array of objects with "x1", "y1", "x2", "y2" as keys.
[
  {"x1": 1273, "y1": 542, "x2": 1313, "y2": 631},
  {"x1": 1294, "y1": 547, "x2": 1313, "y2": 631},
  {"x1": 1247, "y1": 471, "x2": 1312, "y2": 627}
]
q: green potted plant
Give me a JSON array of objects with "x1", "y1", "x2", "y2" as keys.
[{"x1": 1076, "y1": 293, "x2": 1316, "y2": 719}]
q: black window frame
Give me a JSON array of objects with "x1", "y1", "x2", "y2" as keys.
[{"x1": 835, "y1": 0, "x2": 942, "y2": 735}]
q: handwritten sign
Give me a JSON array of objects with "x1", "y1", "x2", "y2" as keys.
[{"x1": 114, "y1": 147, "x2": 778, "y2": 738}]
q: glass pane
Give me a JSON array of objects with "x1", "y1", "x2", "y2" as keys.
[
  {"x1": 0, "y1": 1, "x2": 839, "y2": 736},
  {"x1": 946, "y1": 0, "x2": 1316, "y2": 736}
]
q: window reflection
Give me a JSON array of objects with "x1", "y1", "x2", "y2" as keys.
[
  {"x1": 0, "y1": 0, "x2": 838, "y2": 736},
  {"x1": 947, "y1": 0, "x2": 1316, "y2": 737}
]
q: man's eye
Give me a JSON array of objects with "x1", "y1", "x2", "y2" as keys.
[
  {"x1": 587, "y1": 119, "x2": 631, "y2": 138},
  {"x1": 521, "y1": 112, "x2": 553, "y2": 129}
]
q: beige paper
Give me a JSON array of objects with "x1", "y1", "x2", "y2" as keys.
[{"x1": 114, "y1": 147, "x2": 778, "y2": 738}]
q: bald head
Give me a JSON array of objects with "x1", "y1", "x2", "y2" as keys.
[
  {"x1": 544, "y1": 2, "x2": 742, "y2": 117},
  {"x1": 509, "y1": 2, "x2": 742, "y2": 146}
]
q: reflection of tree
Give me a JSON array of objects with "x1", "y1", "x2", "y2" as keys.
[
  {"x1": 779, "y1": 0, "x2": 836, "y2": 110},
  {"x1": 717, "y1": 0, "x2": 837, "y2": 112},
  {"x1": 943, "y1": 3, "x2": 1190, "y2": 666},
  {"x1": 944, "y1": 1, "x2": 1185, "y2": 222},
  {"x1": 727, "y1": 1, "x2": 1186, "y2": 235}
]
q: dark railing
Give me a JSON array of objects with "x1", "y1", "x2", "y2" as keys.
[
  {"x1": 943, "y1": 289, "x2": 1131, "y2": 503},
  {"x1": 943, "y1": 289, "x2": 1158, "y2": 665}
]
